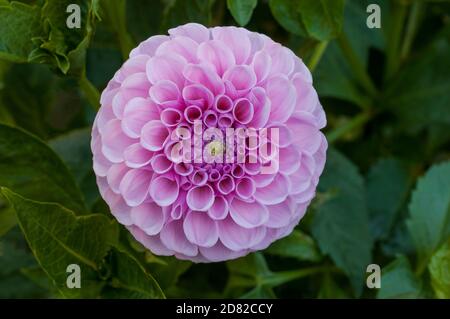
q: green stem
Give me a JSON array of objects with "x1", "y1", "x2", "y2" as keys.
[
  {"x1": 261, "y1": 266, "x2": 338, "y2": 287},
  {"x1": 385, "y1": 0, "x2": 407, "y2": 81},
  {"x1": 104, "y1": 0, "x2": 135, "y2": 59},
  {"x1": 79, "y1": 73, "x2": 100, "y2": 111},
  {"x1": 308, "y1": 41, "x2": 329, "y2": 72},
  {"x1": 337, "y1": 34, "x2": 378, "y2": 97},
  {"x1": 327, "y1": 111, "x2": 372, "y2": 144},
  {"x1": 400, "y1": 1, "x2": 423, "y2": 60}
]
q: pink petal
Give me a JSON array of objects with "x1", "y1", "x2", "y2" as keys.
[
  {"x1": 124, "y1": 143, "x2": 153, "y2": 168},
  {"x1": 156, "y1": 36, "x2": 198, "y2": 63},
  {"x1": 150, "y1": 153, "x2": 173, "y2": 174},
  {"x1": 252, "y1": 50, "x2": 272, "y2": 84},
  {"x1": 160, "y1": 220, "x2": 198, "y2": 256},
  {"x1": 122, "y1": 97, "x2": 160, "y2": 138},
  {"x1": 103, "y1": 188, "x2": 133, "y2": 225},
  {"x1": 184, "y1": 105, "x2": 203, "y2": 124},
  {"x1": 229, "y1": 198, "x2": 269, "y2": 228},
  {"x1": 149, "y1": 175, "x2": 179, "y2": 206},
  {"x1": 266, "y1": 75, "x2": 296, "y2": 123},
  {"x1": 248, "y1": 87, "x2": 270, "y2": 128},
  {"x1": 169, "y1": 23, "x2": 210, "y2": 43},
  {"x1": 128, "y1": 226, "x2": 173, "y2": 256},
  {"x1": 279, "y1": 147, "x2": 301, "y2": 175},
  {"x1": 211, "y1": 27, "x2": 251, "y2": 64},
  {"x1": 131, "y1": 202, "x2": 165, "y2": 236},
  {"x1": 186, "y1": 185, "x2": 215, "y2": 211},
  {"x1": 106, "y1": 163, "x2": 130, "y2": 193},
  {"x1": 203, "y1": 110, "x2": 218, "y2": 127},
  {"x1": 101, "y1": 119, "x2": 135, "y2": 163},
  {"x1": 146, "y1": 54, "x2": 187, "y2": 89},
  {"x1": 214, "y1": 94, "x2": 233, "y2": 113},
  {"x1": 232, "y1": 98, "x2": 254, "y2": 124},
  {"x1": 132, "y1": 35, "x2": 169, "y2": 57},
  {"x1": 183, "y1": 211, "x2": 219, "y2": 247},
  {"x1": 217, "y1": 174, "x2": 235, "y2": 195},
  {"x1": 218, "y1": 216, "x2": 266, "y2": 251},
  {"x1": 197, "y1": 40, "x2": 235, "y2": 76},
  {"x1": 119, "y1": 168, "x2": 152, "y2": 207},
  {"x1": 235, "y1": 177, "x2": 256, "y2": 200},
  {"x1": 183, "y1": 63, "x2": 225, "y2": 95},
  {"x1": 254, "y1": 173, "x2": 291, "y2": 205},
  {"x1": 265, "y1": 197, "x2": 295, "y2": 228},
  {"x1": 149, "y1": 80, "x2": 181, "y2": 108},
  {"x1": 223, "y1": 65, "x2": 256, "y2": 97},
  {"x1": 199, "y1": 241, "x2": 247, "y2": 262},
  {"x1": 141, "y1": 120, "x2": 170, "y2": 151},
  {"x1": 160, "y1": 108, "x2": 182, "y2": 127},
  {"x1": 182, "y1": 84, "x2": 214, "y2": 109},
  {"x1": 287, "y1": 115, "x2": 322, "y2": 154},
  {"x1": 207, "y1": 196, "x2": 229, "y2": 220}
]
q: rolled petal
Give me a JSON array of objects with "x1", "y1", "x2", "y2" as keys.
[
  {"x1": 235, "y1": 177, "x2": 256, "y2": 200},
  {"x1": 217, "y1": 174, "x2": 235, "y2": 195},
  {"x1": 149, "y1": 80, "x2": 181, "y2": 108},
  {"x1": 265, "y1": 197, "x2": 295, "y2": 228},
  {"x1": 203, "y1": 110, "x2": 218, "y2": 127},
  {"x1": 106, "y1": 163, "x2": 130, "y2": 193},
  {"x1": 184, "y1": 105, "x2": 203, "y2": 124},
  {"x1": 251, "y1": 50, "x2": 272, "y2": 84},
  {"x1": 156, "y1": 36, "x2": 198, "y2": 63},
  {"x1": 150, "y1": 153, "x2": 173, "y2": 174},
  {"x1": 186, "y1": 185, "x2": 215, "y2": 211},
  {"x1": 124, "y1": 143, "x2": 153, "y2": 168},
  {"x1": 232, "y1": 98, "x2": 254, "y2": 124},
  {"x1": 207, "y1": 195, "x2": 229, "y2": 220},
  {"x1": 279, "y1": 147, "x2": 301, "y2": 175},
  {"x1": 149, "y1": 175, "x2": 179, "y2": 206},
  {"x1": 160, "y1": 108, "x2": 182, "y2": 127},
  {"x1": 182, "y1": 84, "x2": 214, "y2": 109},
  {"x1": 183, "y1": 63, "x2": 224, "y2": 95}
]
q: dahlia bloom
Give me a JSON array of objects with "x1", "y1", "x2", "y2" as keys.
[{"x1": 91, "y1": 23, "x2": 327, "y2": 262}]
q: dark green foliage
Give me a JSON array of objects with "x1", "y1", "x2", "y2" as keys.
[{"x1": 0, "y1": 0, "x2": 449, "y2": 299}]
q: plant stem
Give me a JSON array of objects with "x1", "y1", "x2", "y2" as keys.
[
  {"x1": 337, "y1": 34, "x2": 378, "y2": 97},
  {"x1": 385, "y1": 0, "x2": 407, "y2": 81},
  {"x1": 79, "y1": 73, "x2": 100, "y2": 111},
  {"x1": 308, "y1": 41, "x2": 329, "y2": 72},
  {"x1": 104, "y1": 0, "x2": 135, "y2": 59},
  {"x1": 327, "y1": 111, "x2": 372, "y2": 144},
  {"x1": 400, "y1": 1, "x2": 423, "y2": 60},
  {"x1": 261, "y1": 266, "x2": 338, "y2": 287}
]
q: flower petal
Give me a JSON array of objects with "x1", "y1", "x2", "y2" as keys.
[{"x1": 183, "y1": 211, "x2": 219, "y2": 247}]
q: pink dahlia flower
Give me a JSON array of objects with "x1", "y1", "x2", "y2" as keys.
[{"x1": 91, "y1": 23, "x2": 327, "y2": 262}]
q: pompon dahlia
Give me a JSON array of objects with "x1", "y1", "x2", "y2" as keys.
[{"x1": 91, "y1": 23, "x2": 327, "y2": 262}]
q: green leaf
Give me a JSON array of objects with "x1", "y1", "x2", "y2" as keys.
[
  {"x1": 367, "y1": 158, "x2": 411, "y2": 240},
  {"x1": 0, "y1": 202, "x2": 16, "y2": 236},
  {"x1": 0, "y1": 1, "x2": 42, "y2": 62},
  {"x1": 377, "y1": 256, "x2": 421, "y2": 299},
  {"x1": 104, "y1": 248, "x2": 165, "y2": 299},
  {"x1": 406, "y1": 161, "x2": 450, "y2": 267},
  {"x1": 269, "y1": 0, "x2": 345, "y2": 41},
  {"x1": 429, "y1": 239, "x2": 450, "y2": 298},
  {"x1": 0, "y1": 124, "x2": 86, "y2": 212},
  {"x1": 386, "y1": 34, "x2": 450, "y2": 133},
  {"x1": 227, "y1": 0, "x2": 258, "y2": 26},
  {"x1": 30, "y1": 0, "x2": 100, "y2": 74},
  {"x1": 1, "y1": 189, "x2": 118, "y2": 297},
  {"x1": 312, "y1": 148, "x2": 372, "y2": 296},
  {"x1": 265, "y1": 230, "x2": 322, "y2": 262},
  {"x1": 49, "y1": 128, "x2": 99, "y2": 208}
]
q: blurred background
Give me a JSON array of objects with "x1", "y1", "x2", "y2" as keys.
[{"x1": 0, "y1": 0, "x2": 449, "y2": 299}]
